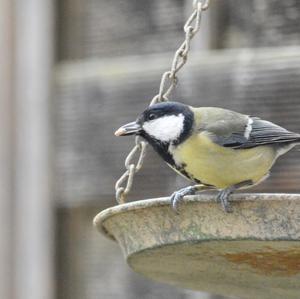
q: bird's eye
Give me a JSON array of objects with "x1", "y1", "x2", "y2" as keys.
[{"x1": 148, "y1": 113, "x2": 156, "y2": 120}]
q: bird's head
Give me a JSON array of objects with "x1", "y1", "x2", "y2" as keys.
[{"x1": 115, "y1": 101, "x2": 194, "y2": 146}]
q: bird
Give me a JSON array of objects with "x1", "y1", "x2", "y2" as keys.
[{"x1": 115, "y1": 101, "x2": 300, "y2": 213}]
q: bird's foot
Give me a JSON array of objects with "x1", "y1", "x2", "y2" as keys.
[
  {"x1": 216, "y1": 188, "x2": 233, "y2": 213},
  {"x1": 170, "y1": 186, "x2": 197, "y2": 213},
  {"x1": 217, "y1": 180, "x2": 253, "y2": 213}
]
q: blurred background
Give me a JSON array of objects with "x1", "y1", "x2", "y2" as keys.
[{"x1": 1, "y1": 0, "x2": 300, "y2": 298}]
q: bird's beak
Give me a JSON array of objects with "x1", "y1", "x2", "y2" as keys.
[{"x1": 115, "y1": 121, "x2": 142, "y2": 136}]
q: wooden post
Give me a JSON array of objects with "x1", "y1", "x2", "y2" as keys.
[
  {"x1": 0, "y1": 0, "x2": 14, "y2": 298},
  {"x1": 13, "y1": 1, "x2": 55, "y2": 299}
]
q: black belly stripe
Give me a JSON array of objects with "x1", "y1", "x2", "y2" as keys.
[
  {"x1": 175, "y1": 163, "x2": 212, "y2": 186},
  {"x1": 145, "y1": 137, "x2": 212, "y2": 186}
]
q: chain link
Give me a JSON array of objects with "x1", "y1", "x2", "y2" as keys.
[{"x1": 115, "y1": 0, "x2": 211, "y2": 204}]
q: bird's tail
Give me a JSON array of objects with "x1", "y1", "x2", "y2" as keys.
[{"x1": 293, "y1": 139, "x2": 300, "y2": 150}]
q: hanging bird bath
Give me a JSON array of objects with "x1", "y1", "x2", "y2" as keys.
[
  {"x1": 94, "y1": 194, "x2": 300, "y2": 299},
  {"x1": 94, "y1": 1, "x2": 300, "y2": 298}
]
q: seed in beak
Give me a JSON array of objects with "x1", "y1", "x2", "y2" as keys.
[{"x1": 114, "y1": 121, "x2": 141, "y2": 136}]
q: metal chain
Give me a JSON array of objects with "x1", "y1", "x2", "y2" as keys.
[{"x1": 115, "y1": 0, "x2": 211, "y2": 204}]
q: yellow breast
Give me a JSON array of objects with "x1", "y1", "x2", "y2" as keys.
[{"x1": 171, "y1": 133, "x2": 277, "y2": 188}]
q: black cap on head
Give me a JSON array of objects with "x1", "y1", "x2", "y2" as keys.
[{"x1": 138, "y1": 101, "x2": 191, "y2": 124}]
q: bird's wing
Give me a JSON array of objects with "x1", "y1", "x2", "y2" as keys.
[
  {"x1": 196, "y1": 108, "x2": 300, "y2": 149},
  {"x1": 230, "y1": 117, "x2": 300, "y2": 149}
]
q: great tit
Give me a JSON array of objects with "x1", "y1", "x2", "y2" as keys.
[{"x1": 115, "y1": 101, "x2": 300, "y2": 212}]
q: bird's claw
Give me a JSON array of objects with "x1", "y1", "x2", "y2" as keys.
[
  {"x1": 170, "y1": 186, "x2": 196, "y2": 213},
  {"x1": 216, "y1": 189, "x2": 233, "y2": 213},
  {"x1": 170, "y1": 186, "x2": 235, "y2": 213}
]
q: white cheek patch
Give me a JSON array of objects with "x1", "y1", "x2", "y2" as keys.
[{"x1": 143, "y1": 114, "x2": 185, "y2": 142}]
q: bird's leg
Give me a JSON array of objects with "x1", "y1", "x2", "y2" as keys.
[
  {"x1": 217, "y1": 187, "x2": 235, "y2": 213},
  {"x1": 170, "y1": 184, "x2": 213, "y2": 213},
  {"x1": 217, "y1": 180, "x2": 253, "y2": 213}
]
